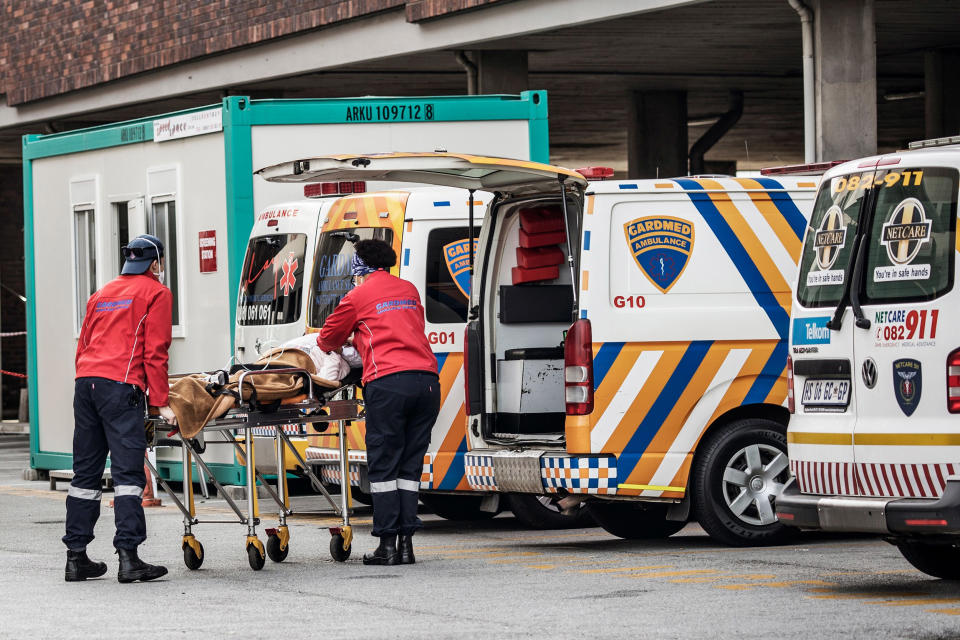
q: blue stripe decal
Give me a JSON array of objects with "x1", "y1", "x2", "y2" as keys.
[
  {"x1": 434, "y1": 352, "x2": 449, "y2": 370},
  {"x1": 403, "y1": 248, "x2": 410, "y2": 266},
  {"x1": 752, "y1": 177, "x2": 807, "y2": 240},
  {"x1": 592, "y1": 342, "x2": 625, "y2": 391},
  {"x1": 618, "y1": 184, "x2": 638, "y2": 190},
  {"x1": 433, "y1": 201, "x2": 451, "y2": 207},
  {"x1": 583, "y1": 230, "x2": 591, "y2": 251},
  {"x1": 437, "y1": 448, "x2": 467, "y2": 490},
  {"x1": 676, "y1": 179, "x2": 788, "y2": 339},
  {"x1": 622, "y1": 340, "x2": 713, "y2": 455},
  {"x1": 580, "y1": 309, "x2": 588, "y2": 319},
  {"x1": 743, "y1": 340, "x2": 788, "y2": 405}
]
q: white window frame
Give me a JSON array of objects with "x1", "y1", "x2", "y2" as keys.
[
  {"x1": 69, "y1": 176, "x2": 99, "y2": 337},
  {"x1": 146, "y1": 165, "x2": 185, "y2": 338},
  {"x1": 72, "y1": 206, "x2": 97, "y2": 335}
]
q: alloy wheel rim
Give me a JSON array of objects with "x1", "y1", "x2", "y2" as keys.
[{"x1": 720, "y1": 443, "x2": 789, "y2": 526}]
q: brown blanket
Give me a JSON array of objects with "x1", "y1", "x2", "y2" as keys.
[{"x1": 167, "y1": 348, "x2": 340, "y2": 438}]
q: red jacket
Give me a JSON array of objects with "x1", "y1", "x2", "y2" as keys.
[
  {"x1": 316, "y1": 270, "x2": 437, "y2": 384},
  {"x1": 75, "y1": 273, "x2": 173, "y2": 406}
]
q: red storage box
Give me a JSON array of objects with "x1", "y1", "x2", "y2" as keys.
[
  {"x1": 519, "y1": 206, "x2": 565, "y2": 234},
  {"x1": 519, "y1": 227, "x2": 566, "y2": 248},
  {"x1": 517, "y1": 246, "x2": 564, "y2": 268},
  {"x1": 512, "y1": 265, "x2": 559, "y2": 284}
]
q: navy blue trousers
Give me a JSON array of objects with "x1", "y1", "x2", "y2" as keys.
[
  {"x1": 363, "y1": 371, "x2": 440, "y2": 537},
  {"x1": 63, "y1": 377, "x2": 148, "y2": 551}
]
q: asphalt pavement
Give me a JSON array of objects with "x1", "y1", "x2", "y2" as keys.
[{"x1": 2, "y1": 433, "x2": 959, "y2": 639}]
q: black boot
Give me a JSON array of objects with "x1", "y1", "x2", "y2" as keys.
[
  {"x1": 362, "y1": 534, "x2": 399, "y2": 566},
  {"x1": 65, "y1": 549, "x2": 108, "y2": 582},
  {"x1": 398, "y1": 534, "x2": 416, "y2": 565},
  {"x1": 117, "y1": 548, "x2": 168, "y2": 583}
]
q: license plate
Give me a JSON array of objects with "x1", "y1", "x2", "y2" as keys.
[{"x1": 801, "y1": 378, "x2": 851, "y2": 406}]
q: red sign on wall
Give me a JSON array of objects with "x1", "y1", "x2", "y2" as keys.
[{"x1": 199, "y1": 230, "x2": 217, "y2": 273}]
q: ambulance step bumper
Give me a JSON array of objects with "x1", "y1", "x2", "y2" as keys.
[{"x1": 775, "y1": 479, "x2": 960, "y2": 536}]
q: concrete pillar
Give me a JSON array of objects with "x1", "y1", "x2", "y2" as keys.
[
  {"x1": 628, "y1": 91, "x2": 688, "y2": 179},
  {"x1": 813, "y1": 0, "x2": 877, "y2": 160},
  {"x1": 475, "y1": 51, "x2": 528, "y2": 95},
  {"x1": 925, "y1": 49, "x2": 960, "y2": 139}
]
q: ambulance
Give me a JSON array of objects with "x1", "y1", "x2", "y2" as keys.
[
  {"x1": 258, "y1": 152, "x2": 819, "y2": 544},
  {"x1": 774, "y1": 137, "x2": 960, "y2": 578}
]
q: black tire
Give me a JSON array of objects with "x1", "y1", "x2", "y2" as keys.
[
  {"x1": 897, "y1": 541, "x2": 960, "y2": 579},
  {"x1": 247, "y1": 542, "x2": 265, "y2": 571},
  {"x1": 691, "y1": 418, "x2": 792, "y2": 546},
  {"x1": 506, "y1": 494, "x2": 595, "y2": 529},
  {"x1": 351, "y1": 487, "x2": 372, "y2": 506},
  {"x1": 330, "y1": 534, "x2": 352, "y2": 562},
  {"x1": 420, "y1": 494, "x2": 497, "y2": 521},
  {"x1": 266, "y1": 534, "x2": 289, "y2": 563},
  {"x1": 587, "y1": 501, "x2": 687, "y2": 539},
  {"x1": 183, "y1": 540, "x2": 204, "y2": 570}
]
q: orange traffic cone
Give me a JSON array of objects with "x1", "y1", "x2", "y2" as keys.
[{"x1": 141, "y1": 464, "x2": 162, "y2": 507}]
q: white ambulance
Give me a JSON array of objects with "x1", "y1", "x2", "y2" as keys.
[
  {"x1": 775, "y1": 137, "x2": 960, "y2": 578},
  {"x1": 258, "y1": 152, "x2": 820, "y2": 545}
]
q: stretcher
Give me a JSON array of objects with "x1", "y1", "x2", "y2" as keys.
[{"x1": 147, "y1": 366, "x2": 363, "y2": 570}]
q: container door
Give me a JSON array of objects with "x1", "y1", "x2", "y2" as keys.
[
  {"x1": 851, "y1": 164, "x2": 959, "y2": 498},
  {"x1": 789, "y1": 169, "x2": 875, "y2": 496}
]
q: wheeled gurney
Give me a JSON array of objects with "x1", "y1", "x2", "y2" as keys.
[{"x1": 147, "y1": 366, "x2": 363, "y2": 570}]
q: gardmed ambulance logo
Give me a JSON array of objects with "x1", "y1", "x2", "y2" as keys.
[
  {"x1": 624, "y1": 216, "x2": 694, "y2": 293},
  {"x1": 443, "y1": 238, "x2": 478, "y2": 298},
  {"x1": 893, "y1": 358, "x2": 922, "y2": 417}
]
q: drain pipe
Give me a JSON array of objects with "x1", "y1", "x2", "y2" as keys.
[
  {"x1": 689, "y1": 90, "x2": 743, "y2": 175},
  {"x1": 455, "y1": 51, "x2": 478, "y2": 95},
  {"x1": 789, "y1": 0, "x2": 816, "y2": 162}
]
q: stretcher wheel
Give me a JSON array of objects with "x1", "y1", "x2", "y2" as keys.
[
  {"x1": 247, "y1": 542, "x2": 266, "y2": 571},
  {"x1": 267, "y1": 534, "x2": 289, "y2": 563},
  {"x1": 330, "y1": 534, "x2": 351, "y2": 562},
  {"x1": 183, "y1": 540, "x2": 204, "y2": 570}
]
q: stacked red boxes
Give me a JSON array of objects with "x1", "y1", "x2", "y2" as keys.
[{"x1": 512, "y1": 206, "x2": 566, "y2": 284}]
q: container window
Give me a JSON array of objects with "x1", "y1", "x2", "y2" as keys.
[
  {"x1": 73, "y1": 207, "x2": 96, "y2": 329},
  {"x1": 148, "y1": 199, "x2": 180, "y2": 325}
]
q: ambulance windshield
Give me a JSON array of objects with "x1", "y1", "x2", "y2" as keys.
[
  {"x1": 796, "y1": 171, "x2": 873, "y2": 307},
  {"x1": 309, "y1": 227, "x2": 394, "y2": 328},
  {"x1": 237, "y1": 234, "x2": 307, "y2": 325}
]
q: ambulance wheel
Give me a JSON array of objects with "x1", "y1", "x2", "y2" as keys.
[
  {"x1": 896, "y1": 541, "x2": 960, "y2": 580},
  {"x1": 692, "y1": 418, "x2": 792, "y2": 546},
  {"x1": 587, "y1": 501, "x2": 687, "y2": 539},
  {"x1": 330, "y1": 534, "x2": 352, "y2": 562},
  {"x1": 266, "y1": 534, "x2": 289, "y2": 563},
  {"x1": 506, "y1": 494, "x2": 594, "y2": 529},
  {"x1": 183, "y1": 541, "x2": 204, "y2": 570},
  {"x1": 247, "y1": 542, "x2": 266, "y2": 571},
  {"x1": 420, "y1": 494, "x2": 497, "y2": 521}
]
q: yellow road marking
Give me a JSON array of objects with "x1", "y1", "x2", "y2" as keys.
[
  {"x1": 626, "y1": 569, "x2": 718, "y2": 579},
  {"x1": 928, "y1": 608, "x2": 960, "y2": 615},
  {"x1": 880, "y1": 598, "x2": 960, "y2": 607},
  {"x1": 578, "y1": 565, "x2": 672, "y2": 574},
  {"x1": 717, "y1": 579, "x2": 833, "y2": 590}
]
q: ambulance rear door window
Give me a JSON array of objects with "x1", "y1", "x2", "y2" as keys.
[
  {"x1": 238, "y1": 233, "x2": 307, "y2": 326},
  {"x1": 863, "y1": 167, "x2": 958, "y2": 304},
  {"x1": 425, "y1": 227, "x2": 473, "y2": 324},
  {"x1": 796, "y1": 171, "x2": 874, "y2": 308}
]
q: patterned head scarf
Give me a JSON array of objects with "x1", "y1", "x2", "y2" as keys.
[{"x1": 351, "y1": 253, "x2": 378, "y2": 277}]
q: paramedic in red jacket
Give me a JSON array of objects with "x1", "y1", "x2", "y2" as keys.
[
  {"x1": 64, "y1": 234, "x2": 173, "y2": 583},
  {"x1": 316, "y1": 239, "x2": 440, "y2": 566}
]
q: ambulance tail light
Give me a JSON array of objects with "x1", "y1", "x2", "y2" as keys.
[
  {"x1": 576, "y1": 166, "x2": 615, "y2": 180},
  {"x1": 946, "y1": 348, "x2": 960, "y2": 413},
  {"x1": 787, "y1": 356, "x2": 795, "y2": 414},
  {"x1": 564, "y1": 319, "x2": 594, "y2": 415},
  {"x1": 304, "y1": 181, "x2": 366, "y2": 198},
  {"x1": 464, "y1": 321, "x2": 483, "y2": 416}
]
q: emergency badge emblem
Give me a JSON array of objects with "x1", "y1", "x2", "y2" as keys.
[
  {"x1": 443, "y1": 238, "x2": 478, "y2": 298},
  {"x1": 893, "y1": 358, "x2": 922, "y2": 416},
  {"x1": 624, "y1": 216, "x2": 695, "y2": 293}
]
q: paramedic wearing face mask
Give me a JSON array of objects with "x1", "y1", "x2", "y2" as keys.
[
  {"x1": 64, "y1": 234, "x2": 174, "y2": 583},
  {"x1": 316, "y1": 239, "x2": 440, "y2": 566}
]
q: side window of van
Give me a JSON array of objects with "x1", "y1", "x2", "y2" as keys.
[
  {"x1": 796, "y1": 171, "x2": 874, "y2": 307},
  {"x1": 424, "y1": 227, "x2": 473, "y2": 324},
  {"x1": 863, "y1": 167, "x2": 959, "y2": 303}
]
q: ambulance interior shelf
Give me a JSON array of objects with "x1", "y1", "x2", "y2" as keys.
[{"x1": 490, "y1": 201, "x2": 577, "y2": 439}]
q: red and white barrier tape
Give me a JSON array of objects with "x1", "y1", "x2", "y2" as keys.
[
  {"x1": 0, "y1": 331, "x2": 26, "y2": 338},
  {"x1": 0, "y1": 369, "x2": 26, "y2": 379}
]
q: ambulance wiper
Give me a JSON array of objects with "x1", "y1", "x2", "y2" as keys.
[
  {"x1": 825, "y1": 234, "x2": 870, "y2": 331},
  {"x1": 848, "y1": 236, "x2": 871, "y2": 329},
  {"x1": 329, "y1": 231, "x2": 359, "y2": 243}
]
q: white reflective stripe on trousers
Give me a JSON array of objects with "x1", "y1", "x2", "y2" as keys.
[
  {"x1": 114, "y1": 485, "x2": 144, "y2": 498},
  {"x1": 369, "y1": 480, "x2": 398, "y2": 493},
  {"x1": 68, "y1": 486, "x2": 102, "y2": 500},
  {"x1": 397, "y1": 479, "x2": 420, "y2": 492}
]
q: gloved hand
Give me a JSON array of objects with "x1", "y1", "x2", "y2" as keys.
[{"x1": 158, "y1": 405, "x2": 178, "y2": 426}]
